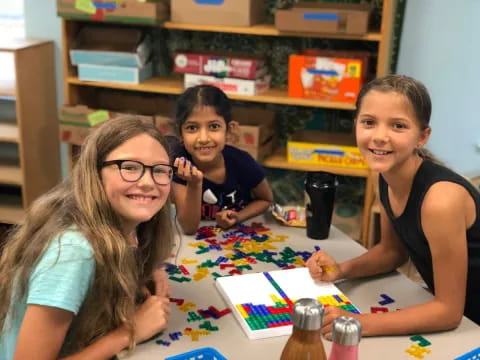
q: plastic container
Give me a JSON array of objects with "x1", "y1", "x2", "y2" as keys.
[
  {"x1": 304, "y1": 172, "x2": 337, "y2": 240},
  {"x1": 165, "y1": 347, "x2": 227, "y2": 360}
]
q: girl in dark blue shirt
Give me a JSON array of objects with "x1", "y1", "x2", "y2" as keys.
[{"x1": 172, "y1": 85, "x2": 273, "y2": 234}]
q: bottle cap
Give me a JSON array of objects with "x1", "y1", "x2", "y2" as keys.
[
  {"x1": 305, "y1": 172, "x2": 337, "y2": 189},
  {"x1": 332, "y1": 316, "x2": 362, "y2": 345},
  {"x1": 291, "y1": 298, "x2": 324, "y2": 330}
]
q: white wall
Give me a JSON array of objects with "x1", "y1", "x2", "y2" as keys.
[
  {"x1": 397, "y1": 0, "x2": 480, "y2": 176},
  {"x1": 23, "y1": 0, "x2": 67, "y2": 177}
]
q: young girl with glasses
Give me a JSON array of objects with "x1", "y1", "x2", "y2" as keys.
[
  {"x1": 0, "y1": 116, "x2": 174, "y2": 359},
  {"x1": 307, "y1": 75, "x2": 480, "y2": 338},
  {"x1": 172, "y1": 85, "x2": 273, "y2": 234}
]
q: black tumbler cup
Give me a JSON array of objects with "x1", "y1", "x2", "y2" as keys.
[{"x1": 304, "y1": 172, "x2": 337, "y2": 240}]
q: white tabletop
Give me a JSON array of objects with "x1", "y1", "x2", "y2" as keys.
[{"x1": 120, "y1": 216, "x2": 480, "y2": 360}]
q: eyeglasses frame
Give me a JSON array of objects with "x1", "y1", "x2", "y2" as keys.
[{"x1": 101, "y1": 159, "x2": 177, "y2": 185}]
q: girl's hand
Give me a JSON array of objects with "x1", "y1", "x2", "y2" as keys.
[
  {"x1": 153, "y1": 268, "x2": 170, "y2": 297},
  {"x1": 306, "y1": 250, "x2": 342, "y2": 282},
  {"x1": 321, "y1": 306, "x2": 361, "y2": 341},
  {"x1": 174, "y1": 157, "x2": 203, "y2": 185},
  {"x1": 134, "y1": 295, "x2": 170, "y2": 343},
  {"x1": 215, "y1": 209, "x2": 239, "y2": 229}
]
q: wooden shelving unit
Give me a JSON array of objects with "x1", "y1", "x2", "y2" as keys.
[
  {"x1": 0, "y1": 39, "x2": 61, "y2": 224},
  {"x1": 0, "y1": 123, "x2": 19, "y2": 142},
  {"x1": 66, "y1": 75, "x2": 356, "y2": 110},
  {"x1": 163, "y1": 22, "x2": 383, "y2": 42},
  {"x1": 60, "y1": 0, "x2": 397, "y2": 245},
  {"x1": 263, "y1": 148, "x2": 370, "y2": 178}
]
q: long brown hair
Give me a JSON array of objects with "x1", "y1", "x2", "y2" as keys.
[
  {"x1": 355, "y1": 74, "x2": 441, "y2": 163},
  {"x1": 0, "y1": 116, "x2": 174, "y2": 355}
]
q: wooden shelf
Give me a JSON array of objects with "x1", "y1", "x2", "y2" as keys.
[
  {"x1": 163, "y1": 22, "x2": 382, "y2": 42},
  {"x1": 263, "y1": 148, "x2": 370, "y2": 178},
  {"x1": 0, "y1": 39, "x2": 61, "y2": 211},
  {"x1": 0, "y1": 123, "x2": 19, "y2": 143},
  {"x1": 0, "y1": 38, "x2": 51, "y2": 52},
  {"x1": 67, "y1": 76, "x2": 356, "y2": 110},
  {"x1": 0, "y1": 163, "x2": 22, "y2": 185},
  {"x1": 0, "y1": 187, "x2": 24, "y2": 224},
  {"x1": 0, "y1": 201, "x2": 24, "y2": 224},
  {"x1": 0, "y1": 79, "x2": 15, "y2": 99}
]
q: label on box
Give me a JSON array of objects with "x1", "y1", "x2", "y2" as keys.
[
  {"x1": 184, "y1": 73, "x2": 271, "y2": 96},
  {"x1": 88, "y1": 110, "x2": 110, "y2": 126},
  {"x1": 175, "y1": 52, "x2": 266, "y2": 80},
  {"x1": 75, "y1": 0, "x2": 96, "y2": 14},
  {"x1": 288, "y1": 142, "x2": 367, "y2": 169},
  {"x1": 289, "y1": 55, "x2": 364, "y2": 103}
]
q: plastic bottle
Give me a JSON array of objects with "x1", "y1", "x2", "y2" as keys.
[
  {"x1": 328, "y1": 316, "x2": 362, "y2": 360},
  {"x1": 280, "y1": 298, "x2": 327, "y2": 360},
  {"x1": 304, "y1": 172, "x2": 337, "y2": 240}
]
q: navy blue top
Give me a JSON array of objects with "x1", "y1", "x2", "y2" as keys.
[
  {"x1": 379, "y1": 159, "x2": 480, "y2": 325},
  {"x1": 173, "y1": 145, "x2": 265, "y2": 220}
]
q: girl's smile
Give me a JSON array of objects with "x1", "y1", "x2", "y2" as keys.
[
  {"x1": 102, "y1": 134, "x2": 171, "y2": 233},
  {"x1": 355, "y1": 90, "x2": 430, "y2": 175},
  {"x1": 181, "y1": 105, "x2": 227, "y2": 166}
]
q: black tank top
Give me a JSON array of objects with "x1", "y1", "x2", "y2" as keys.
[{"x1": 379, "y1": 159, "x2": 480, "y2": 325}]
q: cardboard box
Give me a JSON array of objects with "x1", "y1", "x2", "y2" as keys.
[
  {"x1": 227, "y1": 107, "x2": 276, "y2": 161},
  {"x1": 60, "y1": 124, "x2": 92, "y2": 145},
  {"x1": 275, "y1": 2, "x2": 372, "y2": 35},
  {"x1": 288, "y1": 54, "x2": 364, "y2": 103},
  {"x1": 59, "y1": 105, "x2": 155, "y2": 145},
  {"x1": 287, "y1": 131, "x2": 367, "y2": 169},
  {"x1": 171, "y1": 0, "x2": 265, "y2": 27},
  {"x1": 59, "y1": 105, "x2": 116, "y2": 145},
  {"x1": 155, "y1": 114, "x2": 177, "y2": 137},
  {"x1": 78, "y1": 62, "x2": 153, "y2": 84},
  {"x1": 57, "y1": 0, "x2": 169, "y2": 25},
  {"x1": 174, "y1": 51, "x2": 267, "y2": 80},
  {"x1": 184, "y1": 73, "x2": 271, "y2": 96},
  {"x1": 70, "y1": 26, "x2": 152, "y2": 67}
]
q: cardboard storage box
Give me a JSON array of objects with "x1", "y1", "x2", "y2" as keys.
[
  {"x1": 70, "y1": 26, "x2": 152, "y2": 67},
  {"x1": 184, "y1": 73, "x2": 271, "y2": 96},
  {"x1": 57, "y1": 0, "x2": 169, "y2": 25},
  {"x1": 288, "y1": 53, "x2": 365, "y2": 103},
  {"x1": 228, "y1": 107, "x2": 276, "y2": 161},
  {"x1": 174, "y1": 51, "x2": 267, "y2": 80},
  {"x1": 59, "y1": 105, "x2": 155, "y2": 145},
  {"x1": 275, "y1": 2, "x2": 372, "y2": 35},
  {"x1": 155, "y1": 114, "x2": 177, "y2": 137},
  {"x1": 78, "y1": 62, "x2": 153, "y2": 84},
  {"x1": 59, "y1": 105, "x2": 117, "y2": 145},
  {"x1": 287, "y1": 131, "x2": 367, "y2": 169},
  {"x1": 171, "y1": 0, "x2": 265, "y2": 27}
]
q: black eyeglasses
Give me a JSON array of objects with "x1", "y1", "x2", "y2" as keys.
[{"x1": 102, "y1": 160, "x2": 176, "y2": 185}]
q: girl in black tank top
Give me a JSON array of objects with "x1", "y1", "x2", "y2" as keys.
[{"x1": 306, "y1": 75, "x2": 480, "y2": 339}]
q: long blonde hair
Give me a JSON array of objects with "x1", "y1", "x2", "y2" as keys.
[{"x1": 0, "y1": 116, "x2": 174, "y2": 355}]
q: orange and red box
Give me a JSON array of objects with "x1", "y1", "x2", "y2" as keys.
[{"x1": 288, "y1": 53, "x2": 366, "y2": 103}]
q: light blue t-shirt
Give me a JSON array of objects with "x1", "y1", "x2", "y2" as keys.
[{"x1": 0, "y1": 230, "x2": 95, "y2": 360}]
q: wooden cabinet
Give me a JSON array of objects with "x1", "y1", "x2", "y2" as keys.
[
  {"x1": 60, "y1": 0, "x2": 397, "y2": 245},
  {"x1": 0, "y1": 39, "x2": 61, "y2": 224}
]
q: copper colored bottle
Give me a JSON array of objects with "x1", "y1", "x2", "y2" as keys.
[{"x1": 280, "y1": 298, "x2": 327, "y2": 360}]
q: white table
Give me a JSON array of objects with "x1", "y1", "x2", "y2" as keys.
[{"x1": 121, "y1": 216, "x2": 480, "y2": 360}]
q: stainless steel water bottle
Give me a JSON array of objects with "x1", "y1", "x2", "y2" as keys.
[
  {"x1": 328, "y1": 316, "x2": 362, "y2": 360},
  {"x1": 280, "y1": 298, "x2": 327, "y2": 360},
  {"x1": 304, "y1": 172, "x2": 337, "y2": 239}
]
